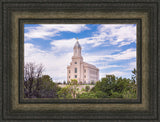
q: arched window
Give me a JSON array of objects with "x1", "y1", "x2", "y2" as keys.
[
  {"x1": 75, "y1": 68, "x2": 77, "y2": 73},
  {"x1": 75, "y1": 62, "x2": 77, "y2": 64}
]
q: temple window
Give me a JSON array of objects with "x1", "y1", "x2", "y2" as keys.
[{"x1": 75, "y1": 68, "x2": 77, "y2": 73}]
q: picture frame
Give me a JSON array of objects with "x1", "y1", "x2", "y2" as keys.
[
  {"x1": 21, "y1": 19, "x2": 140, "y2": 103},
  {"x1": 0, "y1": 0, "x2": 159, "y2": 121}
]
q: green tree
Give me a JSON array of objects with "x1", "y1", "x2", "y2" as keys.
[
  {"x1": 63, "y1": 80, "x2": 66, "y2": 84},
  {"x1": 91, "y1": 74, "x2": 136, "y2": 98},
  {"x1": 57, "y1": 86, "x2": 72, "y2": 99},
  {"x1": 67, "y1": 81, "x2": 70, "y2": 85},
  {"x1": 81, "y1": 88, "x2": 85, "y2": 91},
  {"x1": 110, "y1": 91, "x2": 123, "y2": 98},
  {"x1": 122, "y1": 80, "x2": 137, "y2": 98},
  {"x1": 57, "y1": 79, "x2": 79, "y2": 99},
  {"x1": 24, "y1": 62, "x2": 61, "y2": 98},
  {"x1": 69, "y1": 79, "x2": 79, "y2": 99},
  {"x1": 94, "y1": 91, "x2": 108, "y2": 98},
  {"x1": 85, "y1": 85, "x2": 90, "y2": 92},
  {"x1": 91, "y1": 81, "x2": 95, "y2": 85},
  {"x1": 91, "y1": 75, "x2": 116, "y2": 96},
  {"x1": 131, "y1": 68, "x2": 136, "y2": 83},
  {"x1": 116, "y1": 77, "x2": 130, "y2": 93},
  {"x1": 77, "y1": 92, "x2": 97, "y2": 99},
  {"x1": 91, "y1": 81, "x2": 101, "y2": 92},
  {"x1": 39, "y1": 75, "x2": 60, "y2": 98}
]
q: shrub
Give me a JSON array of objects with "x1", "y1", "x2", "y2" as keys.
[
  {"x1": 85, "y1": 85, "x2": 90, "y2": 92},
  {"x1": 77, "y1": 92, "x2": 97, "y2": 99},
  {"x1": 110, "y1": 91, "x2": 123, "y2": 98},
  {"x1": 95, "y1": 91, "x2": 109, "y2": 98}
]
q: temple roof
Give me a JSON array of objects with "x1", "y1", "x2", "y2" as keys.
[{"x1": 74, "y1": 39, "x2": 81, "y2": 49}]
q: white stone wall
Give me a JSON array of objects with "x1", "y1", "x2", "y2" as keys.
[
  {"x1": 59, "y1": 84, "x2": 95, "y2": 91},
  {"x1": 67, "y1": 60, "x2": 99, "y2": 84}
]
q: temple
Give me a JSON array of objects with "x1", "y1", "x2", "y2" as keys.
[{"x1": 67, "y1": 38, "x2": 99, "y2": 84}]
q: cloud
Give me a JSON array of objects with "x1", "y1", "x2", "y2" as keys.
[
  {"x1": 99, "y1": 71, "x2": 126, "y2": 79},
  {"x1": 25, "y1": 43, "x2": 136, "y2": 82},
  {"x1": 109, "y1": 48, "x2": 136, "y2": 60},
  {"x1": 25, "y1": 24, "x2": 136, "y2": 48},
  {"x1": 83, "y1": 48, "x2": 136, "y2": 79},
  {"x1": 24, "y1": 24, "x2": 136, "y2": 82},
  {"x1": 106, "y1": 71, "x2": 127, "y2": 77},
  {"x1": 100, "y1": 70, "x2": 131, "y2": 79},
  {"x1": 50, "y1": 38, "x2": 76, "y2": 53},
  {"x1": 83, "y1": 48, "x2": 136, "y2": 64},
  {"x1": 25, "y1": 43, "x2": 73, "y2": 82},
  {"x1": 25, "y1": 43, "x2": 135, "y2": 81},
  {"x1": 48, "y1": 24, "x2": 136, "y2": 55},
  {"x1": 99, "y1": 61, "x2": 136, "y2": 78},
  {"x1": 97, "y1": 24, "x2": 136, "y2": 47},
  {"x1": 63, "y1": 24, "x2": 136, "y2": 48},
  {"x1": 50, "y1": 37, "x2": 104, "y2": 54},
  {"x1": 125, "y1": 61, "x2": 136, "y2": 71},
  {"x1": 98, "y1": 64, "x2": 123, "y2": 70},
  {"x1": 24, "y1": 24, "x2": 89, "y2": 40}
]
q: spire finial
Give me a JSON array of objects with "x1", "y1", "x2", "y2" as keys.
[{"x1": 76, "y1": 37, "x2": 78, "y2": 41}]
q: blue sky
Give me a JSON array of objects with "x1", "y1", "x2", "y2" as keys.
[{"x1": 24, "y1": 24, "x2": 136, "y2": 82}]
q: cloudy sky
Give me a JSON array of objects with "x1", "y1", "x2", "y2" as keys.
[{"x1": 24, "y1": 24, "x2": 136, "y2": 82}]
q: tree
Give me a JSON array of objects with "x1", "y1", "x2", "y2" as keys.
[
  {"x1": 94, "y1": 91, "x2": 108, "y2": 98},
  {"x1": 63, "y1": 80, "x2": 66, "y2": 84},
  {"x1": 91, "y1": 81, "x2": 95, "y2": 85},
  {"x1": 131, "y1": 68, "x2": 136, "y2": 83},
  {"x1": 69, "y1": 79, "x2": 79, "y2": 99},
  {"x1": 39, "y1": 75, "x2": 60, "y2": 98},
  {"x1": 91, "y1": 75, "x2": 116, "y2": 96},
  {"x1": 77, "y1": 92, "x2": 97, "y2": 99},
  {"x1": 85, "y1": 85, "x2": 90, "y2": 92},
  {"x1": 67, "y1": 81, "x2": 70, "y2": 85},
  {"x1": 79, "y1": 81, "x2": 82, "y2": 85},
  {"x1": 24, "y1": 62, "x2": 44, "y2": 98},
  {"x1": 24, "y1": 62, "x2": 60, "y2": 98},
  {"x1": 57, "y1": 86, "x2": 72, "y2": 98},
  {"x1": 91, "y1": 74, "x2": 136, "y2": 98},
  {"x1": 57, "y1": 79, "x2": 79, "y2": 99}
]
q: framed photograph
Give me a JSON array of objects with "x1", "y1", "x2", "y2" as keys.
[
  {"x1": 0, "y1": 0, "x2": 159, "y2": 121},
  {"x1": 22, "y1": 22, "x2": 139, "y2": 103}
]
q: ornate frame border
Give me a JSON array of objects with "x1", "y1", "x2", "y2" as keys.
[{"x1": 0, "y1": 0, "x2": 159, "y2": 121}]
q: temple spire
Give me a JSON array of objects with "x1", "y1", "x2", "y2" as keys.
[
  {"x1": 73, "y1": 38, "x2": 81, "y2": 57},
  {"x1": 74, "y1": 38, "x2": 81, "y2": 49}
]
